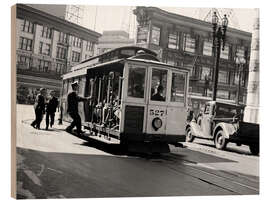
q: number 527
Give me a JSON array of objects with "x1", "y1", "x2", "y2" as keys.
[{"x1": 150, "y1": 109, "x2": 165, "y2": 116}]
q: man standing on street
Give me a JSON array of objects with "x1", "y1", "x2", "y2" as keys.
[
  {"x1": 31, "y1": 88, "x2": 46, "y2": 130},
  {"x1": 66, "y1": 82, "x2": 90, "y2": 135},
  {"x1": 45, "y1": 90, "x2": 59, "y2": 130}
]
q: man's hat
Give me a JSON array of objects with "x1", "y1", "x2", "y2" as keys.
[
  {"x1": 71, "y1": 81, "x2": 79, "y2": 88},
  {"x1": 40, "y1": 88, "x2": 46, "y2": 92}
]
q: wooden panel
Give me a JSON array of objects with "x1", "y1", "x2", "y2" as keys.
[{"x1": 124, "y1": 105, "x2": 144, "y2": 134}]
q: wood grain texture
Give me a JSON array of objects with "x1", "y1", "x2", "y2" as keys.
[{"x1": 11, "y1": 4, "x2": 17, "y2": 199}]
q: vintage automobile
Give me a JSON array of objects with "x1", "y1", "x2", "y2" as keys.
[{"x1": 185, "y1": 101, "x2": 259, "y2": 155}]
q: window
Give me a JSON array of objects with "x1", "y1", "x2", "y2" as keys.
[
  {"x1": 21, "y1": 19, "x2": 34, "y2": 33},
  {"x1": 56, "y1": 63, "x2": 65, "y2": 74},
  {"x1": 41, "y1": 26, "x2": 52, "y2": 39},
  {"x1": 19, "y1": 37, "x2": 32, "y2": 51},
  {"x1": 38, "y1": 59, "x2": 51, "y2": 72},
  {"x1": 45, "y1": 44, "x2": 51, "y2": 56},
  {"x1": 217, "y1": 90, "x2": 229, "y2": 100},
  {"x1": 220, "y1": 45, "x2": 229, "y2": 59},
  {"x1": 166, "y1": 58, "x2": 175, "y2": 66},
  {"x1": 137, "y1": 26, "x2": 149, "y2": 43},
  {"x1": 201, "y1": 66, "x2": 211, "y2": 80},
  {"x1": 218, "y1": 71, "x2": 229, "y2": 84},
  {"x1": 236, "y1": 46, "x2": 245, "y2": 59},
  {"x1": 39, "y1": 42, "x2": 43, "y2": 54},
  {"x1": 233, "y1": 71, "x2": 240, "y2": 85},
  {"x1": 39, "y1": 42, "x2": 51, "y2": 56},
  {"x1": 233, "y1": 71, "x2": 246, "y2": 87},
  {"x1": 56, "y1": 46, "x2": 67, "y2": 59},
  {"x1": 72, "y1": 51, "x2": 81, "y2": 62},
  {"x1": 17, "y1": 55, "x2": 31, "y2": 69},
  {"x1": 171, "y1": 72, "x2": 186, "y2": 103},
  {"x1": 72, "y1": 36, "x2": 82, "y2": 48},
  {"x1": 203, "y1": 40, "x2": 212, "y2": 56},
  {"x1": 86, "y1": 41, "x2": 94, "y2": 51},
  {"x1": 183, "y1": 33, "x2": 196, "y2": 53},
  {"x1": 168, "y1": 32, "x2": 180, "y2": 49},
  {"x1": 151, "y1": 69, "x2": 167, "y2": 102},
  {"x1": 59, "y1": 32, "x2": 68, "y2": 44},
  {"x1": 216, "y1": 105, "x2": 241, "y2": 118},
  {"x1": 151, "y1": 26, "x2": 161, "y2": 45},
  {"x1": 127, "y1": 67, "x2": 146, "y2": 98}
]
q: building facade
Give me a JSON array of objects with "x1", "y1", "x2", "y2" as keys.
[
  {"x1": 15, "y1": 4, "x2": 101, "y2": 104},
  {"x1": 97, "y1": 30, "x2": 134, "y2": 54},
  {"x1": 27, "y1": 4, "x2": 85, "y2": 26},
  {"x1": 133, "y1": 7, "x2": 252, "y2": 113}
]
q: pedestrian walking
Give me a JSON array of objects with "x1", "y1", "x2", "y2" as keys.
[
  {"x1": 31, "y1": 88, "x2": 46, "y2": 130},
  {"x1": 66, "y1": 82, "x2": 91, "y2": 135},
  {"x1": 45, "y1": 90, "x2": 59, "y2": 130}
]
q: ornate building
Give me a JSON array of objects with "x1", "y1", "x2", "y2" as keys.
[
  {"x1": 133, "y1": 7, "x2": 252, "y2": 114},
  {"x1": 15, "y1": 4, "x2": 101, "y2": 103}
]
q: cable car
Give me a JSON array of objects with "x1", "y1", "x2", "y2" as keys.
[{"x1": 60, "y1": 46, "x2": 189, "y2": 153}]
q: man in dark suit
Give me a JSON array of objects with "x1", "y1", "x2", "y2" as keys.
[
  {"x1": 66, "y1": 82, "x2": 90, "y2": 135},
  {"x1": 45, "y1": 90, "x2": 59, "y2": 130},
  {"x1": 151, "y1": 85, "x2": 165, "y2": 101},
  {"x1": 31, "y1": 88, "x2": 46, "y2": 130}
]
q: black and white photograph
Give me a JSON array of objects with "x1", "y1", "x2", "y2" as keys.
[{"x1": 8, "y1": 0, "x2": 263, "y2": 200}]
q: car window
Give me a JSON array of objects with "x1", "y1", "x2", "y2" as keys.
[
  {"x1": 128, "y1": 67, "x2": 146, "y2": 98},
  {"x1": 216, "y1": 105, "x2": 242, "y2": 118}
]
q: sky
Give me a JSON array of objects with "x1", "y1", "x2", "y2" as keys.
[{"x1": 81, "y1": 6, "x2": 256, "y2": 38}]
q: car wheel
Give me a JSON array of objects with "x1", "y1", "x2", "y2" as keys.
[
  {"x1": 186, "y1": 127, "x2": 195, "y2": 142},
  {"x1": 214, "y1": 130, "x2": 227, "y2": 150},
  {"x1": 249, "y1": 144, "x2": 259, "y2": 155}
]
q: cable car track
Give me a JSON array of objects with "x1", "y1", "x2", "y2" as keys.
[{"x1": 147, "y1": 153, "x2": 259, "y2": 195}]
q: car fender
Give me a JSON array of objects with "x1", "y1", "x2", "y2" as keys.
[
  {"x1": 213, "y1": 122, "x2": 238, "y2": 139},
  {"x1": 186, "y1": 121, "x2": 203, "y2": 137}
]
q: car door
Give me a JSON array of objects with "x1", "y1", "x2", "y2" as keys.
[{"x1": 201, "y1": 103, "x2": 212, "y2": 138}]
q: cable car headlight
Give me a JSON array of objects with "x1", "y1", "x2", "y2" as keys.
[{"x1": 152, "y1": 117, "x2": 162, "y2": 131}]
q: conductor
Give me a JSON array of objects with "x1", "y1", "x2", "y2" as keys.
[{"x1": 66, "y1": 82, "x2": 90, "y2": 135}]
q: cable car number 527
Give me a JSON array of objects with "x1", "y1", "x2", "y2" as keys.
[{"x1": 149, "y1": 109, "x2": 165, "y2": 117}]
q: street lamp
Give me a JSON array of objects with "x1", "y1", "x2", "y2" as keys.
[
  {"x1": 235, "y1": 55, "x2": 246, "y2": 104},
  {"x1": 211, "y1": 12, "x2": 229, "y2": 101}
]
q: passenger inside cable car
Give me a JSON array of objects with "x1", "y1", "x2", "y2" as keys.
[
  {"x1": 151, "y1": 69, "x2": 167, "y2": 102},
  {"x1": 151, "y1": 85, "x2": 165, "y2": 101}
]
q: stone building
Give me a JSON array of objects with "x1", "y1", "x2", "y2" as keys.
[
  {"x1": 15, "y1": 4, "x2": 101, "y2": 103},
  {"x1": 133, "y1": 7, "x2": 252, "y2": 114},
  {"x1": 97, "y1": 30, "x2": 134, "y2": 54}
]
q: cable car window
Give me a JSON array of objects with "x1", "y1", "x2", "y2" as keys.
[
  {"x1": 128, "y1": 67, "x2": 146, "y2": 98},
  {"x1": 171, "y1": 72, "x2": 186, "y2": 103},
  {"x1": 151, "y1": 69, "x2": 167, "y2": 102}
]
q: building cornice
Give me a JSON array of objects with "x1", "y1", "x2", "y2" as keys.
[{"x1": 136, "y1": 7, "x2": 252, "y2": 40}]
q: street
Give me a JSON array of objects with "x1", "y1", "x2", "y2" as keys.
[{"x1": 16, "y1": 104, "x2": 259, "y2": 199}]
